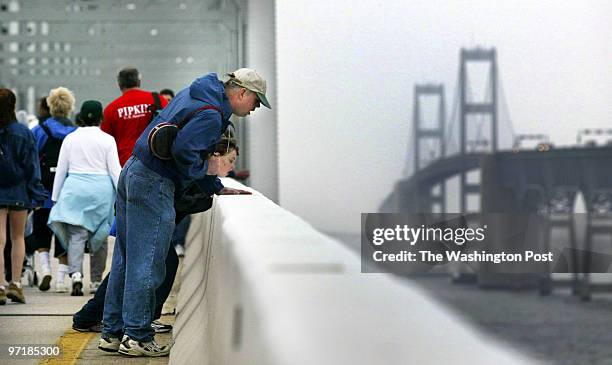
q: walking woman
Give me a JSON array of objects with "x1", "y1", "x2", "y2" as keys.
[
  {"x1": 0, "y1": 88, "x2": 47, "y2": 304},
  {"x1": 48, "y1": 101, "x2": 120, "y2": 296},
  {"x1": 30, "y1": 87, "x2": 77, "y2": 292}
]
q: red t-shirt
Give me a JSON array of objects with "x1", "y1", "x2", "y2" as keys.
[{"x1": 101, "y1": 88, "x2": 168, "y2": 166}]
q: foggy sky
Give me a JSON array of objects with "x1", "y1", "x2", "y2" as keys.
[{"x1": 275, "y1": 0, "x2": 612, "y2": 234}]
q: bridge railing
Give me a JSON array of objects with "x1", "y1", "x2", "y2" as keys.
[{"x1": 170, "y1": 178, "x2": 539, "y2": 365}]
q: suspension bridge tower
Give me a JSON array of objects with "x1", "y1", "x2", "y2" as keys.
[
  {"x1": 412, "y1": 83, "x2": 446, "y2": 212},
  {"x1": 459, "y1": 47, "x2": 498, "y2": 212}
]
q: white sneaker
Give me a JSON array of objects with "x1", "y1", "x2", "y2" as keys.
[
  {"x1": 22, "y1": 257, "x2": 36, "y2": 287},
  {"x1": 151, "y1": 320, "x2": 173, "y2": 333},
  {"x1": 118, "y1": 335, "x2": 171, "y2": 357},
  {"x1": 98, "y1": 334, "x2": 121, "y2": 352},
  {"x1": 90, "y1": 281, "x2": 101, "y2": 294},
  {"x1": 55, "y1": 282, "x2": 68, "y2": 293},
  {"x1": 71, "y1": 273, "x2": 83, "y2": 296}
]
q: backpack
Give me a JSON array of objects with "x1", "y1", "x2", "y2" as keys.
[
  {"x1": 0, "y1": 127, "x2": 24, "y2": 188},
  {"x1": 148, "y1": 92, "x2": 163, "y2": 123},
  {"x1": 39, "y1": 123, "x2": 63, "y2": 191},
  {"x1": 147, "y1": 105, "x2": 222, "y2": 160}
]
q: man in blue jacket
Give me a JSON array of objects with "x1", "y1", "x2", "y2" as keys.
[{"x1": 100, "y1": 68, "x2": 270, "y2": 357}]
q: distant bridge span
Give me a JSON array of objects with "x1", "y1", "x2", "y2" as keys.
[{"x1": 383, "y1": 146, "x2": 612, "y2": 215}]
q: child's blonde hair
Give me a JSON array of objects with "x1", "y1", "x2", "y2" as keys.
[{"x1": 46, "y1": 87, "x2": 75, "y2": 117}]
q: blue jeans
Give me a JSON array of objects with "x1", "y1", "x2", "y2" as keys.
[
  {"x1": 102, "y1": 157, "x2": 175, "y2": 342},
  {"x1": 73, "y1": 240, "x2": 179, "y2": 328}
]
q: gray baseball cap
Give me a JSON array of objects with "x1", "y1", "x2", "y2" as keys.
[{"x1": 227, "y1": 68, "x2": 271, "y2": 109}]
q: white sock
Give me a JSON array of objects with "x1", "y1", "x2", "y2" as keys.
[
  {"x1": 12, "y1": 281, "x2": 22, "y2": 288},
  {"x1": 57, "y1": 264, "x2": 69, "y2": 283},
  {"x1": 39, "y1": 251, "x2": 51, "y2": 273}
]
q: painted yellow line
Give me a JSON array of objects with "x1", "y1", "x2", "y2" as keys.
[{"x1": 39, "y1": 329, "x2": 95, "y2": 365}]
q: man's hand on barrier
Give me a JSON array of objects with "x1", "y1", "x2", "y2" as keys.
[{"x1": 218, "y1": 187, "x2": 252, "y2": 195}]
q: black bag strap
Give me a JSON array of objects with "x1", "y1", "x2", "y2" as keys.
[
  {"x1": 40, "y1": 122, "x2": 52, "y2": 138},
  {"x1": 151, "y1": 92, "x2": 162, "y2": 112},
  {"x1": 175, "y1": 105, "x2": 222, "y2": 129}
]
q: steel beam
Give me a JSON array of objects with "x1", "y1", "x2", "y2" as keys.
[
  {"x1": 0, "y1": 7, "x2": 236, "y2": 26},
  {"x1": 463, "y1": 103, "x2": 494, "y2": 114}
]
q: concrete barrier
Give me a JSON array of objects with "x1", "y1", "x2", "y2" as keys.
[{"x1": 170, "y1": 179, "x2": 541, "y2": 365}]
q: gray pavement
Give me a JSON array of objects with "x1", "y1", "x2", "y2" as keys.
[
  {"x1": 0, "y1": 244, "x2": 97, "y2": 365},
  {"x1": 76, "y1": 316, "x2": 174, "y2": 365},
  {"x1": 0, "y1": 313, "x2": 75, "y2": 365},
  {"x1": 0, "y1": 238, "x2": 176, "y2": 364}
]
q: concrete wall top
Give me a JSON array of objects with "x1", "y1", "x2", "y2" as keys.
[{"x1": 171, "y1": 178, "x2": 541, "y2": 365}]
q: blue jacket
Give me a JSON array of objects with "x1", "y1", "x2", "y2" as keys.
[
  {"x1": 133, "y1": 73, "x2": 232, "y2": 195},
  {"x1": 31, "y1": 116, "x2": 77, "y2": 152},
  {"x1": 0, "y1": 121, "x2": 47, "y2": 208},
  {"x1": 31, "y1": 116, "x2": 77, "y2": 208}
]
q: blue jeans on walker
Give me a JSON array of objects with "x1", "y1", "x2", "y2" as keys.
[{"x1": 102, "y1": 157, "x2": 175, "y2": 342}]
